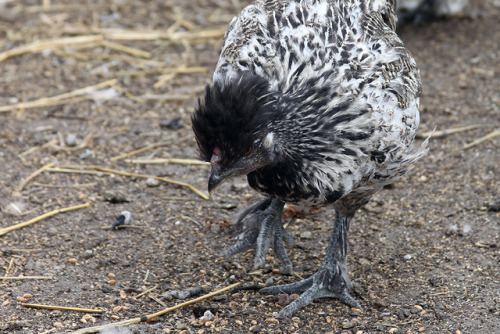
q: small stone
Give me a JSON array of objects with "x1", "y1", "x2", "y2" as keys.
[
  {"x1": 79, "y1": 149, "x2": 92, "y2": 159},
  {"x1": 265, "y1": 317, "x2": 279, "y2": 324},
  {"x1": 300, "y1": 231, "x2": 312, "y2": 239},
  {"x1": 65, "y1": 134, "x2": 78, "y2": 147},
  {"x1": 108, "y1": 280, "x2": 116, "y2": 285},
  {"x1": 488, "y1": 200, "x2": 500, "y2": 212},
  {"x1": 104, "y1": 190, "x2": 130, "y2": 203},
  {"x1": 82, "y1": 250, "x2": 93, "y2": 259},
  {"x1": 278, "y1": 294, "x2": 291, "y2": 306},
  {"x1": 146, "y1": 177, "x2": 160, "y2": 187},
  {"x1": 235, "y1": 320, "x2": 243, "y2": 326},
  {"x1": 108, "y1": 273, "x2": 116, "y2": 279},
  {"x1": 199, "y1": 310, "x2": 215, "y2": 322},
  {"x1": 69, "y1": 258, "x2": 77, "y2": 264},
  {"x1": 265, "y1": 277, "x2": 274, "y2": 286},
  {"x1": 342, "y1": 318, "x2": 359, "y2": 329},
  {"x1": 159, "y1": 116, "x2": 184, "y2": 130},
  {"x1": 250, "y1": 325, "x2": 262, "y2": 332},
  {"x1": 403, "y1": 254, "x2": 412, "y2": 261}
]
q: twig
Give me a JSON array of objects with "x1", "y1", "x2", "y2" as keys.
[
  {"x1": 0, "y1": 276, "x2": 53, "y2": 280},
  {"x1": 179, "y1": 215, "x2": 202, "y2": 227},
  {"x1": 62, "y1": 27, "x2": 226, "y2": 42},
  {"x1": 461, "y1": 129, "x2": 500, "y2": 151},
  {"x1": 48, "y1": 165, "x2": 209, "y2": 200},
  {"x1": 135, "y1": 285, "x2": 158, "y2": 299},
  {"x1": 148, "y1": 295, "x2": 167, "y2": 308},
  {"x1": 21, "y1": 303, "x2": 103, "y2": 313},
  {"x1": 417, "y1": 124, "x2": 497, "y2": 139},
  {"x1": 2, "y1": 258, "x2": 15, "y2": 284},
  {"x1": 0, "y1": 35, "x2": 103, "y2": 63},
  {"x1": 111, "y1": 141, "x2": 173, "y2": 161},
  {"x1": 127, "y1": 94, "x2": 192, "y2": 102},
  {"x1": 0, "y1": 79, "x2": 117, "y2": 113},
  {"x1": 125, "y1": 158, "x2": 209, "y2": 166},
  {"x1": 16, "y1": 163, "x2": 55, "y2": 193},
  {"x1": 53, "y1": 49, "x2": 166, "y2": 67},
  {"x1": 30, "y1": 182, "x2": 97, "y2": 189},
  {"x1": 110, "y1": 66, "x2": 208, "y2": 78},
  {"x1": 100, "y1": 40, "x2": 151, "y2": 58},
  {"x1": 69, "y1": 282, "x2": 241, "y2": 334},
  {"x1": 0, "y1": 203, "x2": 90, "y2": 236}
]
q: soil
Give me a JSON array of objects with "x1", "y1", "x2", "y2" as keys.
[{"x1": 0, "y1": 1, "x2": 498, "y2": 333}]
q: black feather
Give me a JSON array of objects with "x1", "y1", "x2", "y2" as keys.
[{"x1": 192, "y1": 71, "x2": 276, "y2": 163}]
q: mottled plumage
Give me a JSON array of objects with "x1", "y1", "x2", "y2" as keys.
[{"x1": 192, "y1": 0, "x2": 427, "y2": 317}]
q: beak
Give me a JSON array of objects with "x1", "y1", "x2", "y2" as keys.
[{"x1": 208, "y1": 165, "x2": 234, "y2": 196}]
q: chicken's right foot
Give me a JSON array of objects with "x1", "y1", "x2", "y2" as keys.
[{"x1": 224, "y1": 198, "x2": 294, "y2": 274}]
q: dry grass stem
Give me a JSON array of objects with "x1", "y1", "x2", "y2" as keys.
[
  {"x1": 0, "y1": 203, "x2": 90, "y2": 236},
  {"x1": 46, "y1": 167, "x2": 112, "y2": 176},
  {"x1": 54, "y1": 50, "x2": 167, "y2": 67},
  {"x1": 25, "y1": 4, "x2": 108, "y2": 13},
  {"x1": 16, "y1": 163, "x2": 55, "y2": 193},
  {"x1": 21, "y1": 303, "x2": 104, "y2": 313},
  {"x1": 148, "y1": 295, "x2": 167, "y2": 308},
  {"x1": 135, "y1": 285, "x2": 158, "y2": 299},
  {"x1": 100, "y1": 40, "x2": 151, "y2": 58},
  {"x1": 417, "y1": 124, "x2": 497, "y2": 139},
  {"x1": 30, "y1": 182, "x2": 97, "y2": 188},
  {"x1": 154, "y1": 73, "x2": 177, "y2": 89},
  {"x1": 69, "y1": 282, "x2": 241, "y2": 334},
  {"x1": 125, "y1": 158, "x2": 209, "y2": 166},
  {"x1": 0, "y1": 35, "x2": 103, "y2": 63},
  {"x1": 62, "y1": 27, "x2": 226, "y2": 42},
  {"x1": 111, "y1": 66, "x2": 208, "y2": 78},
  {"x1": 48, "y1": 165, "x2": 209, "y2": 200},
  {"x1": 111, "y1": 141, "x2": 173, "y2": 161},
  {"x1": 129, "y1": 94, "x2": 192, "y2": 102},
  {"x1": 0, "y1": 79, "x2": 117, "y2": 113},
  {"x1": 461, "y1": 129, "x2": 500, "y2": 151},
  {"x1": 0, "y1": 276, "x2": 53, "y2": 280}
]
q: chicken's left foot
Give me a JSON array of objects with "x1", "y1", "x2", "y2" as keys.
[
  {"x1": 260, "y1": 212, "x2": 359, "y2": 317},
  {"x1": 260, "y1": 264, "x2": 360, "y2": 318}
]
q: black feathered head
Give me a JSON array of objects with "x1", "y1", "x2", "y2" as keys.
[{"x1": 192, "y1": 72, "x2": 281, "y2": 194}]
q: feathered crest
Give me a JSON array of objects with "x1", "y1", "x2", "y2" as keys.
[{"x1": 192, "y1": 72, "x2": 277, "y2": 162}]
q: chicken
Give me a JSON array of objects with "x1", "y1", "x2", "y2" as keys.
[{"x1": 192, "y1": 0, "x2": 428, "y2": 317}]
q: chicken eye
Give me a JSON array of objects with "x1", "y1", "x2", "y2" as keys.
[{"x1": 244, "y1": 146, "x2": 253, "y2": 155}]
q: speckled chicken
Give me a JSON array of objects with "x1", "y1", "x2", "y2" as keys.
[{"x1": 192, "y1": 0, "x2": 428, "y2": 317}]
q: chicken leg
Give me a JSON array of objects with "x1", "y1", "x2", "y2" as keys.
[{"x1": 260, "y1": 212, "x2": 360, "y2": 318}]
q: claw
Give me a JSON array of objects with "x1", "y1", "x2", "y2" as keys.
[
  {"x1": 224, "y1": 198, "x2": 294, "y2": 274},
  {"x1": 261, "y1": 265, "x2": 360, "y2": 318}
]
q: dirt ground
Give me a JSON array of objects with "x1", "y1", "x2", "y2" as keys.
[{"x1": 0, "y1": 1, "x2": 498, "y2": 333}]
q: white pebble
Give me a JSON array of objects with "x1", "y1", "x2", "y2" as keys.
[
  {"x1": 65, "y1": 134, "x2": 78, "y2": 147},
  {"x1": 199, "y1": 310, "x2": 215, "y2": 321},
  {"x1": 146, "y1": 177, "x2": 160, "y2": 187}
]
